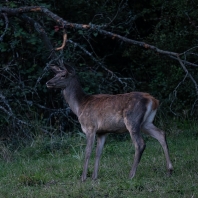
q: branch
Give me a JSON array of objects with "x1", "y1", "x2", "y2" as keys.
[
  {"x1": 169, "y1": 55, "x2": 198, "y2": 67},
  {"x1": 0, "y1": 92, "x2": 29, "y2": 125},
  {"x1": 169, "y1": 73, "x2": 188, "y2": 115},
  {"x1": 1, "y1": 6, "x2": 194, "y2": 61},
  {"x1": 177, "y1": 55, "x2": 198, "y2": 95},
  {"x1": 0, "y1": 92, "x2": 13, "y2": 117},
  {"x1": 55, "y1": 30, "x2": 67, "y2": 51},
  {"x1": 0, "y1": 6, "x2": 178, "y2": 56},
  {"x1": 1, "y1": 6, "x2": 198, "y2": 97}
]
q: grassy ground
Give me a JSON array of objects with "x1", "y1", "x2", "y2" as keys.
[{"x1": 0, "y1": 120, "x2": 197, "y2": 198}]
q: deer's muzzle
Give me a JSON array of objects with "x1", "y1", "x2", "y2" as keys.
[{"x1": 46, "y1": 81, "x2": 55, "y2": 88}]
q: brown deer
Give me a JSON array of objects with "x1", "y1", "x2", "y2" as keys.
[{"x1": 46, "y1": 65, "x2": 173, "y2": 181}]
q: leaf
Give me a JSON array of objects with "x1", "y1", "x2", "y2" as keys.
[
  {"x1": 93, "y1": 32, "x2": 98, "y2": 37},
  {"x1": 78, "y1": 30, "x2": 84, "y2": 35}
]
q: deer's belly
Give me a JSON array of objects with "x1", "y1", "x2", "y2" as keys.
[
  {"x1": 79, "y1": 112, "x2": 127, "y2": 133},
  {"x1": 96, "y1": 115, "x2": 127, "y2": 133}
]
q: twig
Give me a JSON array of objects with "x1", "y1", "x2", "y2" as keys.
[
  {"x1": 0, "y1": 92, "x2": 13, "y2": 117},
  {"x1": 55, "y1": 30, "x2": 67, "y2": 51},
  {"x1": 169, "y1": 73, "x2": 188, "y2": 115},
  {"x1": 0, "y1": 93, "x2": 29, "y2": 125},
  {"x1": 169, "y1": 55, "x2": 198, "y2": 67},
  {"x1": 177, "y1": 55, "x2": 198, "y2": 95}
]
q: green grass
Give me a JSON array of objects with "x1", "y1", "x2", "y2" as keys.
[{"x1": 0, "y1": 121, "x2": 198, "y2": 198}]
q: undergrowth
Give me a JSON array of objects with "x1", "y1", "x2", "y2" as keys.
[{"x1": 0, "y1": 119, "x2": 197, "y2": 197}]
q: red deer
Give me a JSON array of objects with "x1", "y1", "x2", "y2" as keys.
[{"x1": 46, "y1": 65, "x2": 173, "y2": 181}]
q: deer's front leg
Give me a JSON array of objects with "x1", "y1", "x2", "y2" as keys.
[
  {"x1": 92, "y1": 134, "x2": 107, "y2": 180},
  {"x1": 81, "y1": 133, "x2": 95, "y2": 182}
]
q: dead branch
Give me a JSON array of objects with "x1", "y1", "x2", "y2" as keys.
[
  {"x1": 177, "y1": 56, "x2": 198, "y2": 95},
  {"x1": 169, "y1": 73, "x2": 188, "y2": 115},
  {"x1": 0, "y1": 92, "x2": 29, "y2": 125},
  {"x1": 169, "y1": 55, "x2": 198, "y2": 67},
  {"x1": 0, "y1": 92, "x2": 13, "y2": 117},
  {"x1": 0, "y1": 6, "x2": 181, "y2": 58},
  {"x1": 55, "y1": 30, "x2": 67, "y2": 51},
  {"x1": 1, "y1": 6, "x2": 198, "y2": 107},
  {"x1": 0, "y1": 6, "x2": 196, "y2": 62}
]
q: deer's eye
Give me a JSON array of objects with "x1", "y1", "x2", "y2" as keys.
[{"x1": 62, "y1": 75, "x2": 66, "y2": 78}]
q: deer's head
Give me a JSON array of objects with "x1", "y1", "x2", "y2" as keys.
[{"x1": 46, "y1": 65, "x2": 75, "y2": 89}]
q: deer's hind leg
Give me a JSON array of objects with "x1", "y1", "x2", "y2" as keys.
[
  {"x1": 141, "y1": 110, "x2": 173, "y2": 174},
  {"x1": 124, "y1": 117, "x2": 146, "y2": 179}
]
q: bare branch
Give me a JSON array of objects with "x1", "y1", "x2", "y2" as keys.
[
  {"x1": 177, "y1": 55, "x2": 198, "y2": 95},
  {"x1": 169, "y1": 73, "x2": 188, "y2": 116},
  {"x1": 0, "y1": 6, "x2": 194, "y2": 63},
  {"x1": 0, "y1": 6, "x2": 179, "y2": 57},
  {"x1": 0, "y1": 93, "x2": 29, "y2": 125},
  {"x1": 106, "y1": 0, "x2": 126, "y2": 26},
  {"x1": 55, "y1": 30, "x2": 67, "y2": 51},
  {"x1": 1, "y1": 5, "x2": 198, "y2": 103},
  {"x1": 169, "y1": 55, "x2": 198, "y2": 67},
  {"x1": 0, "y1": 92, "x2": 13, "y2": 117}
]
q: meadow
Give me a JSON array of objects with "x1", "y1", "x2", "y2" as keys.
[{"x1": 0, "y1": 119, "x2": 197, "y2": 198}]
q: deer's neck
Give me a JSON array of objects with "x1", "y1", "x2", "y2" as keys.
[{"x1": 62, "y1": 77, "x2": 87, "y2": 116}]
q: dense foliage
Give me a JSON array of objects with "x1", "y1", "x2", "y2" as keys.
[{"x1": 0, "y1": 0, "x2": 198, "y2": 143}]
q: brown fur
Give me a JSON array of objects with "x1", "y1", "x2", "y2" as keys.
[{"x1": 46, "y1": 66, "x2": 173, "y2": 181}]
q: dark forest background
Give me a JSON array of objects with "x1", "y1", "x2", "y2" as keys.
[{"x1": 0, "y1": 0, "x2": 198, "y2": 145}]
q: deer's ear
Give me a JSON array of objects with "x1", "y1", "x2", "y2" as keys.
[{"x1": 50, "y1": 66, "x2": 64, "y2": 74}]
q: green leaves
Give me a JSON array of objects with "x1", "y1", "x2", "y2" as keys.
[{"x1": 0, "y1": 0, "x2": 198, "y2": 145}]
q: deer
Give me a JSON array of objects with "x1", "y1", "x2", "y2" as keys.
[{"x1": 46, "y1": 64, "x2": 173, "y2": 182}]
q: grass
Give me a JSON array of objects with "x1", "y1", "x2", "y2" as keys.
[{"x1": 0, "y1": 120, "x2": 198, "y2": 198}]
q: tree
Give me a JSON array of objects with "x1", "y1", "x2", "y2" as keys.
[{"x1": 0, "y1": 1, "x2": 198, "y2": 142}]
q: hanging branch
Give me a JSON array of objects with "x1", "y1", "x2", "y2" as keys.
[
  {"x1": 0, "y1": 7, "x2": 185, "y2": 56},
  {"x1": 55, "y1": 30, "x2": 67, "y2": 51},
  {"x1": 0, "y1": 7, "x2": 186, "y2": 57},
  {"x1": 1, "y1": 6, "x2": 198, "y2": 101},
  {"x1": 1, "y1": 6, "x2": 198, "y2": 67}
]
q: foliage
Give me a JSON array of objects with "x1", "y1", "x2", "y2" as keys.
[
  {"x1": 0, "y1": 3, "x2": 198, "y2": 197},
  {"x1": 122, "y1": 0, "x2": 198, "y2": 114},
  {"x1": 0, "y1": 0, "x2": 198, "y2": 142}
]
